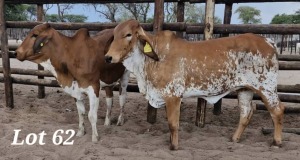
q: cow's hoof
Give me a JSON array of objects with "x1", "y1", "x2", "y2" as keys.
[
  {"x1": 232, "y1": 137, "x2": 240, "y2": 143},
  {"x1": 104, "y1": 118, "x2": 111, "y2": 126},
  {"x1": 169, "y1": 144, "x2": 178, "y2": 150},
  {"x1": 272, "y1": 140, "x2": 282, "y2": 148},
  {"x1": 116, "y1": 116, "x2": 124, "y2": 126},
  {"x1": 92, "y1": 135, "x2": 99, "y2": 142},
  {"x1": 76, "y1": 130, "x2": 85, "y2": 137}
]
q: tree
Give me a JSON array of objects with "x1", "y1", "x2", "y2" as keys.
[
  {"x1": 5, "y1": 4, "x2": 28, "y2": 21},
  {"x1": 164, "y1": 3, "x2": 221, "y2": 24},
  {"x1": 271, "y1": 14, "x2": 294, "y2": 24},
  {"x1": 165, "y1": 2, "x2": 177, "y2": 22},
  {"x1": 26, "y1": 5, "x2": 37, "y2": 21},
  {"x1": 57, "y1": 4, "x2": 73, "y2": 22},
  {"x1": 234, "y1": 6, "x2": 261, "y2": 24},
  {"x1": 185, "y1": 3, "x2": 205, "y2": 23},
  {"x1": 271, "y1": 10, "x2": 300, "y2": 24},
  {"x1": 120, "y1": 3, "x2": 151, "y2": 23},
  {"x1": 64, "y1": 15, "x2": 87, "y2": 22},
  {"x1": 45, "y1": 14, "x2": 87, "y2": 22},
  {"x1": 91, "y1": 4, "x2": 119, "y2": 22}
]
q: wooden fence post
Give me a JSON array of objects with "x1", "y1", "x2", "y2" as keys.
[
  {"x1": 212, "y1": 3, "x2": 233, "y2": 115},
  {"x1": 196, "y1": 0, "x2": 215, "y2": 127},
  {"x1": 0, "y1": 0, "x2": 14, "y2": 108},
  {"x1": 147, "y1": 0, "x2": 164, "y2": 124},
  {"x1": 176, "y1": 1, "x2": 184, "y2": 38},
  {"x1": 37, "y1": 4, "x2": 45, "y2": 99}
]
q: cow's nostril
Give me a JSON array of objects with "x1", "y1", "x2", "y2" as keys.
[
  {"x1": 105, "y1": 56, "x2": 112, "y2": 63},
  {"x1": 13, "y1": 51, "x2": 18, "y2": 57}
]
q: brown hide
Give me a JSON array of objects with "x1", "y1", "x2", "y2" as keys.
[
  {"x1": 106, "y1": 20, "x2": 283, "y2": 150},
  {"x1": 16, "y1": 24, "x2": 125, "y2": 96},
  {"x1": 144, "y1": 31, "x2": 277, "y2": 92}
]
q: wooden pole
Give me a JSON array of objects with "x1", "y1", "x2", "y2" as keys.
[
  {"x1": 280, "y1": 35, "x2": 284, "y2": 54},
  {"x1": 0, "y1": 67, "x2": 53, "y2": 77},
  {"x1": 146, "y1": 0, "x2": 164, "y2": 124},
  {"x1": 0, "y1": 0, "x2": 14, "y2": 108},
  {"x1": 176, "y1": 1, "x2": 184, "y2": 38},
  {"x1": 4, "y1": 21, "x2": 300, "y2": 34},
  {"x1": 4, "y1": 0, "x2": 300, "y2": 5},
  {"x1": 262, "y1": 128, "x2": 300, "y2": 135},
  {"x1": 37, "y1": 4, "x2": 45, "y2": 99},
  {"x1": 256, "y1": 104, "x2": 300, "y2": 113},
  {"x1": 196, "y1": 0, "x2": 215, "y2": 128},
  {"x1": 195, "y1": 98, "x2": 207, "y2": 127},
  {"x1": 213, "y1": 3, "x2": 232, "y2": 116},
  {"x1": 204, "y1": 0, "x2": 215, "y2": 40},
  {"x1": 221, "y1": 3, "x2": 232, "y2": 37}
]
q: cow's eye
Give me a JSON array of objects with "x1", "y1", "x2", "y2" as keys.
[
  {"x1": 125, "y1": 33, "x2": 132, "y2": 37},
  {"x1": 32, "y1": 34, "x2": 38, "y2": 38}
]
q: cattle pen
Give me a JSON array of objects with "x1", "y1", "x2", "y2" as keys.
[
  {"x1": 1, "y1": 0, "x2": 300, "y2": 123},
  {"x1": 1, "y1": 0, "x2": 300, "y2": 148}
]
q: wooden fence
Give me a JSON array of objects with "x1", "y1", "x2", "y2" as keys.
[{"x1": 1, "y1": 0, "x2": 300, "y2": 125}]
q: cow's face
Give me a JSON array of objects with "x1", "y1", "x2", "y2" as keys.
[
  {"x1": 15, "y1": 23, "x2": 53, "y2": 63},
  {"x1": 105, "y1": 19, "x2": 158, "y2": 63}
]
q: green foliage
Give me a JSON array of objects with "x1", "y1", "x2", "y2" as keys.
[
  {"x1": 271, "y1": 13, "x2": 300, "y2": 24},
  {"x1": 235, "y1": 6, "x2": 261, "y2": 24},
  {"x1": 164, "y1": 3, "x2": 222, "y2": 24},
  {"x1": 5, "y1": 4, "x2": 28, "y2": 21},
  {"x1": 184, "y1": 4, "x2": 205, "y2": 23},
  {"x1": 45, "y1": 14, "x2": 87, "y2": 22},
  {"x1": 26, "y1": 5, "x2": 37, "y2": 20},
  {"x1": 64, "y1": 15, "x2": 87, "y2": 22}
]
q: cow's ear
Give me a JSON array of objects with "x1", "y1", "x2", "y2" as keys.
[
  {"x1": 137, "y1": 26, "x2": 159, "y2": 61},
  {"x1": 33, "y1": 35, "x2": 51, "y2": 54},
  {"x1": 104, "y1": 35, "x2": 114, "y2": 55}
]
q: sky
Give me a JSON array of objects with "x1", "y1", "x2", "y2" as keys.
[{"x1": 47, "y1": 2, "x2": 300, "y2": 24}]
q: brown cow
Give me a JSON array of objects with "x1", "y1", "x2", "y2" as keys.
[
  {"x1": 105, "y1": 19, "x2": 285, "y2": 150},
  {"x1": 15, "y1": 23, "x2": 130, "y2": 142}
]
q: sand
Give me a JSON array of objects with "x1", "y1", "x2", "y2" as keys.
[{"x1": 0, "y1": 58, "x2": 300, "y2": 160}]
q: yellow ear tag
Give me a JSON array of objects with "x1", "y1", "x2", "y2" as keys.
[
  {"x1": 40, "y1": 43, "x2": 44, "y2": 47},
  {"x1": 144, "y1": 42, "x2": 152, "y2": 53}
]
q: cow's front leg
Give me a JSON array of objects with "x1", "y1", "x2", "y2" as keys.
[
  {"x1": 117, "y1": 70, "x2": 130, "y2": 126},
  {"x1": 75, "y1": 98, "x2": 86, "y2": 137},
  {"x1": 165, "y1": 97, "x2": 182, "y2": 150},
  {"x1": 104, "y1": 86, "x2": 113, "y2": 126},
  {"x1": 87, "y1": 86, "x2": 100, "y2": 142}
]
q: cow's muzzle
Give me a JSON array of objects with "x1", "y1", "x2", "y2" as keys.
[
  {"x1": 13, "y1": 51, "x2": 18, "y2": 58},
  {"x1": 105, "y1": 56, "x2": 112, "y2": 63}
]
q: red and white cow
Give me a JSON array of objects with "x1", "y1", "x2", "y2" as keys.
[
  {"x1": 15, "y1": 23, "x2": 130, "y2": 142},
  {"x1": 105, "y1": 19, "x2": 285, "y2": 150}
]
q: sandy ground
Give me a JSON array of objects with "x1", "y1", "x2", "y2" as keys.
[{"x1": 0, "y1": 56, "x2": 300, "y2": 160}]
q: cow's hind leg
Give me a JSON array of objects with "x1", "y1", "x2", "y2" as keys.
[
  {"x1": 104, "y1": 86, "x2": 113, "y2": 126},
  {"x1": 75, "y1": 98, "x2": 86, "y2": 137},
  {"x1": 260, "y1": 92, "x2": 284, "y2": 147},
  {"x1": 165, "y1": 97, "x2": 181, "y2": 150},
  {"x1": 117, "y1": 70, "x2": 130, "y2": 126},
  {"x1": 232, "y1": 89, "x2": 254, "y2": 142},
  {"x1": 87, "y1": 88, "x2": 100, "y2": 142}
]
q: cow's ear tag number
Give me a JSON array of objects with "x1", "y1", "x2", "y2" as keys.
[{"x1": 144, "y1": 42, "x2": 152, "y2": 53}]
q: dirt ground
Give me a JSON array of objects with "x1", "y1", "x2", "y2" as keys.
[{"x1": 0, "y1": 58, "x2": 300, "y2": 160}]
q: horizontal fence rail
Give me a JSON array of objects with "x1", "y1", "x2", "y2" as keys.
[
  {"x1": 1, "y1": 60, "x2": 299, "y2": 77},
  {"x1": 0, "y1": 75, "x2": 299, "y2": 103},
  {"x1": 6, "y1": 21, "x2": 300, "y2": 34}
]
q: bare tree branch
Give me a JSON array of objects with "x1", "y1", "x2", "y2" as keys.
[{"x1": 91, "y1": 4, "x2": 118, "y2": 22}]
